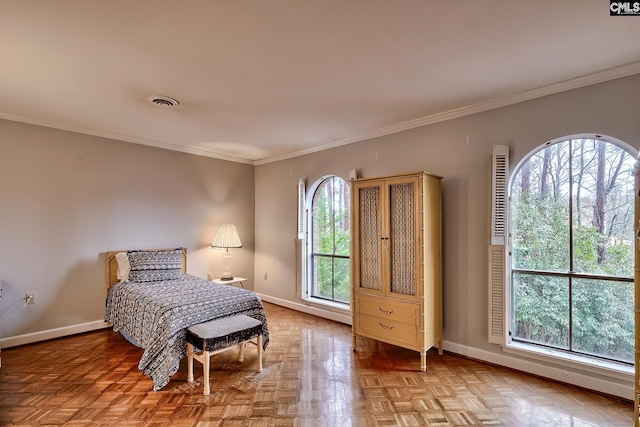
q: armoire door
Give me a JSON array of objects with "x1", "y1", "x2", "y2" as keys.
[
  {"x1": 385, "y1": 176, "x2": 421, "y2": 302},
  {"x1": 352, "y1": 181, "x2": 385, "y2": 296}
]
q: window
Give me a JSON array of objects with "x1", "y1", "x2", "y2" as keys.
[
  {"x1": 510, "y1": 137, "x2": 635, "y2": 364},
  {"x1": 308, "y1": 176, "x2": 350, "y2": 305}
]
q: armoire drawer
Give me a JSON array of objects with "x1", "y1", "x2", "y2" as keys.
[
  {"x1": 356, "y1": 313, "x2": 419, "y2": 347},
  {"x1": 356, "y1": 295, "x2": 419, "y2": 325}
]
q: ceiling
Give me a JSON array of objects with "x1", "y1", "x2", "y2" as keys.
[{"x1": 2, "y1": 1, "x2": 640, "y2": 165}]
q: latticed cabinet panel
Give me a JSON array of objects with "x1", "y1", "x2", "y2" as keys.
[
  {"x1": 387, "y1": 177, "x2": 419, "y2": 299},
  {"x1": 353, "y1": 182, "x2": 384, "y2": 294}
]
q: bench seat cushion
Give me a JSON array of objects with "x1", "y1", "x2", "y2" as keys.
[{"x1": 186, "y1": 314, "x2": 263, "y2": 352}]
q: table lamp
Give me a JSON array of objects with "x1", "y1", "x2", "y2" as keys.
[{"x1": 211, "y1": 224, "x2": 243, "y2": 280}]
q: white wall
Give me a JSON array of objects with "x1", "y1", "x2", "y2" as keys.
[
  {"x1": 254, "y1": 74, "x2": 640, "y2": 398},
  {"x1": 0, "y1": 120, "x2": 255, "y2": 343}
]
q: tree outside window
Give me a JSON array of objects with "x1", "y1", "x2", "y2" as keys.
[
  {"x1": 310, "y1": 176, "x2": 350, "y2": 304},
  {"x1": 511, "y1": 138, "x2": 634, "y2": 363}
]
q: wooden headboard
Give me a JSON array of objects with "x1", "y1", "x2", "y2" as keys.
[{"x1": 105, "y1": 248, "x2": 188, "y2": 292}]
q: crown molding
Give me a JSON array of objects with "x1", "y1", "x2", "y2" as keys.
[
  {"x1": 255, "y1": 61, "x2": 640, "y2": 165},
  {"x1": 0, "y1": 112, "x2": 255, "y2": 165}
]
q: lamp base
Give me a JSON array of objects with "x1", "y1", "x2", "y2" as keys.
[{"x1": 219, "y1": 276, "x2": 234, "y2": 281}]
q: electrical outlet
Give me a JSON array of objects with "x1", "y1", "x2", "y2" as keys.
[
  {"x1": 207, "y1": 272, "x2": 213, "y2": 281},
  {"x1": 264, "y1": 273, "x2": 268, "y2": 280},
  {"x1": 25, "y1": 293, "x2": 35, "y2": 304}
]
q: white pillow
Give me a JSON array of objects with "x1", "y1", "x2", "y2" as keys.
[{"x1": 115, "y1": 252, "x2": 130, "y2": 282}]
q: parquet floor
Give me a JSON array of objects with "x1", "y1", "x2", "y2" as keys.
[{"x1": 0, "y1": 302, "x2": 633, "y2": 426}]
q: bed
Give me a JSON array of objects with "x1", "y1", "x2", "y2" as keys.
[{"x1": 104, "y1": 247, "x2": 269, "y2": 391}]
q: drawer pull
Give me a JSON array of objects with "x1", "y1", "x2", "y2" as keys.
[
  {"x1": 377, "y1": 307, "x2": 393, "y2": 315},
  {"x1": 378, "y1": 322, "x2": 393, "y2": 330}
]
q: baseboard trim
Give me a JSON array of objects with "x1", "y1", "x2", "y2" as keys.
[
  {"x1": 0, "y1": 320, "x2": 110, "y2": 349},
  {"x1": 442, "y1": 340, "x2": 633, "y2": 401},
  {"x1": 258, "y1": 293, "x2": 352, "y2": 325}
]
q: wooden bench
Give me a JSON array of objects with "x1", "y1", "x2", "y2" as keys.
[{"x1": 186, "y1": 314, "x2": 263, "y2": 395}]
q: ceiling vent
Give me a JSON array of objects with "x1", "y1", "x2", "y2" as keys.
[{"x1": 147, "y1": 95, "x2": 179, "y2": 107}]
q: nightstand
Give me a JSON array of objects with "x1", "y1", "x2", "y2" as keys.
[{"x1": 210, "y1": 277, "x2": 247, "y2": 288}]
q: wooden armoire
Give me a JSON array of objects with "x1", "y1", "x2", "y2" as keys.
[{"x1": 350, "y1": 171, "x2": 443, "y2": 371}]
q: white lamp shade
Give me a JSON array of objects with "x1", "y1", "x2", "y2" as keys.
[{"x1": 211, "y1": 224, "x2": 242, "y2": 249}]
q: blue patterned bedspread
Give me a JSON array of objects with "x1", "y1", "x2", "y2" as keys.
[{"x1": 104, "y1": 274, "x2": 269, "y2": 391}]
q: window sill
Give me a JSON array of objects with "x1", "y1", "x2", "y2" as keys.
[
  {"x1": 302, "y1": 297, "x2": 351, "y2": 313},
  {"x1": 504, "y1": 341, "x2": 633, "y2": 382}
]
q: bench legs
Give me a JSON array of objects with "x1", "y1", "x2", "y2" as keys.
[
  {"x1": 187, "y1": 343, "x2": 194, "y2": 383},
  {"x1": 238, "y1": 342, "x2": 245, "y2": 363},
  {"x1": 257, "y1": 335, "x2": 263, "y2": 372},
  {"x1": 187, "y1": 336, "x2": 263, "y2": 396},
  {"x1": 237, "y1": 337, "x2": 264, "y2": 370}
]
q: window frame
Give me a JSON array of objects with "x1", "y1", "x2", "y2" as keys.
[
  {"x1": 505, "y1": 133, "x2": 638, "y2": 370},
  {"x1": 304, "y1": 175, "x2": 351, "y2": 310}
]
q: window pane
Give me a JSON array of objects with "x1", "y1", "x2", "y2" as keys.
[
  {"x1": 311, "y1": 255, "x2": 351, "y2": 304},
  {"x1": 312, "y1": 177, "x2": 351, "y2": 256},
  {"x1": 513, "y1": 272, "x2": 569, "y2": 349},
  {"x1": 312, "y1": 181, "x2": 334, "y2": 255},
  {"x1": 333, "y1": 257, "x2": 351, "y2": 304},
  {"x1": 511, "y1": 142, "x2": 570, "y2": 272},
  {"x1": 572, "y1": 278, "x2": 633, "y2": 363},
  {"x1": 571, "y1": 139, "x2": 634, "y2": 277},
  {"x1": 312, "y1": 255, "x2": 334, "y2": 300},
  {"x1": 333, "y1": 178, "x2": 351, "y2": 256}
]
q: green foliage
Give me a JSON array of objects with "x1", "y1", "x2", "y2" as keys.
[
  {"x1": 313, "y1": 256, "x2": 350, "y2": 303},
  {"x1": 603, "y1": 240, "x2": 634, "y2": 277},
  {"x1": 572, "y1": 280, "x2": 633, "y2": 361},
  {"x1": 513, "y1": 274, "x2": 569, "y2": 348},
  {"x1": 512, "y1": 193, "x2": 569, "y2": 271},
  {"x1": 572, "y1": 225, "x2": 599, "y2": 272}
]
